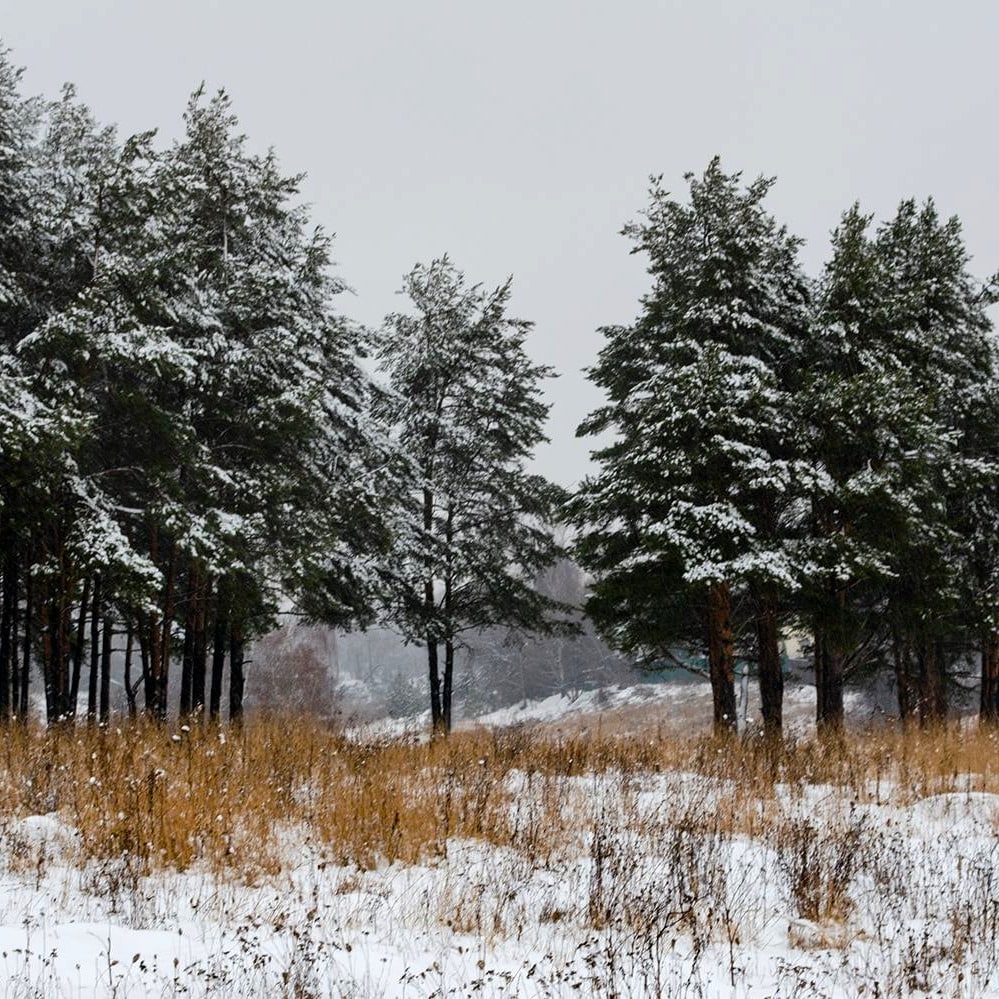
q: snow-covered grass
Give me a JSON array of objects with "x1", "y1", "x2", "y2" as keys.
[{"x1": 0, "y1": 713, "x2": 998, "y2": 995}]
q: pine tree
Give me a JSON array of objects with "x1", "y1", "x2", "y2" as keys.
[
  {"x1": 376, "y1": 258, "x2": 570, "y2": 735},
  {"x1": 802, "y1": 201, "x2": 997, "y2": 730},
  {"x1": 877, "y1": 201, "x2": 997, "y2": 724},
  {"x1": 16, "y1": 82, "x2": 388, "y2": 722},
  {"x1": 157, "y1": 91, "x2": 392, "y2": 716},
  {"x1": 573, "y1": 160, "x2": 812, "y2": 737},
  {"x1": 960, "y1": 382, "x2": 999, "y2": 724},
  {"x1": 0, "y1": 57, "x2": 143, "y2": 722},
  {"x1": 0, "y1": 46, "x2": 42, "y2": 719}
]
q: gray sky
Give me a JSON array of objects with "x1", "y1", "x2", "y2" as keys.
[{"x1": 6, "y1": 1, "x2": 999, "y2": 486}]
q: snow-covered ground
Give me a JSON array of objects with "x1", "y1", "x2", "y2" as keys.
[
  {"x1": 348, "y1": 677, "x2": 875, "y2": 742},
  {"x1": 0, "y1": 685, "x2": 992, "y2": 997}
]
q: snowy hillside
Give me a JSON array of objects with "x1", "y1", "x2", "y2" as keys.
[{"x1": 348, "y1": 676, "x2": 877, "y2": 742}]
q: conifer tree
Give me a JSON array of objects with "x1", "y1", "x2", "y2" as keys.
[
  {"x1": 377, "y1": 258, "x2": 569, "y2": 734},
  {"x1": 802, "y1": 201, "x2": 997, "y2": 730},
  {"x1": 14, "y1": 79, "x2": 387, "y2": 722},
  {"x1": 0, "y1": 56, "x2": 141, "y2": 721},
  {"x1": 574, "y1": 160, "x2": 812, "y2": 737}
]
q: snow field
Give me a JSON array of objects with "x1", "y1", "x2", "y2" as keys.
[{"x1": 0, "y1": 716, "x2": 996, "y2": 995}]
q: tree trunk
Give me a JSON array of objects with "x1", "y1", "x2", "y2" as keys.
[
  {"x1": 209, "y1": 581, "x2": 227, "y2": 722},
  {"x1": 438, "y1": 501, "x2": 456, "y2": 734},
  {"x1": 422, "y1": 482, "x2": 445, "y2": 736},
  {"x1": 99, "y1": 613, "x2": 112, "y2": 724},
  {"x1": 918, "y1": 638, "x2": 947, "y2": 726},
  {"x1": 123, "y1": 620, "x2": 137, "y2": 721},
  {"x1": 40, "y1": 584, "x2": 54, "y2": 722},
  {"x1": 156, "y1": 542, "x2": 177, "y2": 720},
  {"x1": 137, "y1": 612, "x2": 154, "y2": 715},
  {"x1": 893, "y1": 637, "x2": 916, "y2": 726},
  {"x1": 145, "y1": 525, "x2": 161, "y2": 718},
  {"x1": 813, "y1": 627, "x2": 824, "y2": 726},
  {"x1": 443, "y1": 639, "x2": 455, "y2": 733},
  {"x1": 43, "y1": 527, "x2": 73, "y2": 724},
  {"x1": 0, "y1": 540, "x2": 16, "y2": 721},
  {"x1": 69, "y1": 576, "x2": 92, "y2": 714},
  {"x1": 9, "y1": 555, "x2": 19, "y2": 717},
  {"x1": 19, "y1": 568, "x2": 31, "y2": 720},
  {"x1": 179, "y1": 562, "x2": 196, "y2": 716},
  {"x1": 48, "y1": 558, "x2": 71, "y2": 724},
  {"x1": 145, "y1": 534, "x2": 177, "y2": 721},
  {"x1": 141, "y1": 614, "x2": 154, "y2": 715},
  {"x1": 754, "y1": 585, "x2": 782, "y2": 738},
  {"x1": 818, "y1": 642, "x2": 845, "y2": 735},
  {"x1": 58, "y1": 545, "x2": 72, "y2": 720},
  {"x1": 87, "y1": 575, "x2": 101, "y2": 721},
  {"x1": 816, "y1": 581, "x2": 846, "y2": 736},
  {"x1": 427, "y1": 633, "x2": 443, "y2": 734},
  {"x1": 706, "y1": 581, "x2": 737, "y2": 736},
  {"x1": 229, "y1": 623, "x2": 245, "y2": 725},
  {"x1": 935, "y1": 639, "x2": 949, "y2": 719},
  {"x1": 981, "y1": 629, "x2": 999, "y2": 725},
  {"x1": 192, "y1": 576, "x2": 208, "y2": 716}
]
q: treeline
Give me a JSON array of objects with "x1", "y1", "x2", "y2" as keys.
[
  {"x1": 4, "y1": 45, "x2": 999, "y2": 741},
  {"x1": 0, "y1": 49, "x2": 567, "y2": 730},
  {"x1": 573, "y1": 160, "x2": 999, "y2": 737}
]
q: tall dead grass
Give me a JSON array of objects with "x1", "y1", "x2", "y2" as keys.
[{"x1": 0, "y1": 714, "x2": 995, "y2": 881}]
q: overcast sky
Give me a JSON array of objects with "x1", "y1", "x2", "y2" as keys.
[{"x1": 5, "y1": 1, "x2": 998, "y2": 486}]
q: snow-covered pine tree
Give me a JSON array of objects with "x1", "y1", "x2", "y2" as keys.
[
  {"x1": 960, "y1": 380, "x2": 999, "y2": 724},
  {"x1": 19, "y1": 83, "x2": 388, "y2": 723},
  {"x1": 17, "y1": 96, "x2": 177, "y2": 722},
  {"x1": 154, "y1": 89, "x2": 391, "y2": 720},
  {"x1": 376, "y1": 258, "x2": 570, "y2": 735},
  {"x1": 876, "y1": 201, "x2": 997, "y2": 724},
  {"x1": 0, "y1": 46, "x2": 41, "y2": 719},
  {"x1": 0, "y1": 60, "x2": 150, "y2": 723},
  {"x1": 801, "y1": 201, "x2": 997, "y2": 729},
  {"x1": 573, "y1": 159, "x2": 812, "y2": 737}
]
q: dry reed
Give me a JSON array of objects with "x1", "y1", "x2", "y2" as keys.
[{"x1": 0, "y1": 714, "x2": 995, "y2": 880}]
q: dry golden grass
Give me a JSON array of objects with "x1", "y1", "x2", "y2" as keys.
[{"x1": 0, "y1": 714, "x2": 996, "y2": 882}]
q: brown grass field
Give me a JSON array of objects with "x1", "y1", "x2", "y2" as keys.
[{"x1": 0, "y1": 710, "x2": 996, "y2": 880}]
